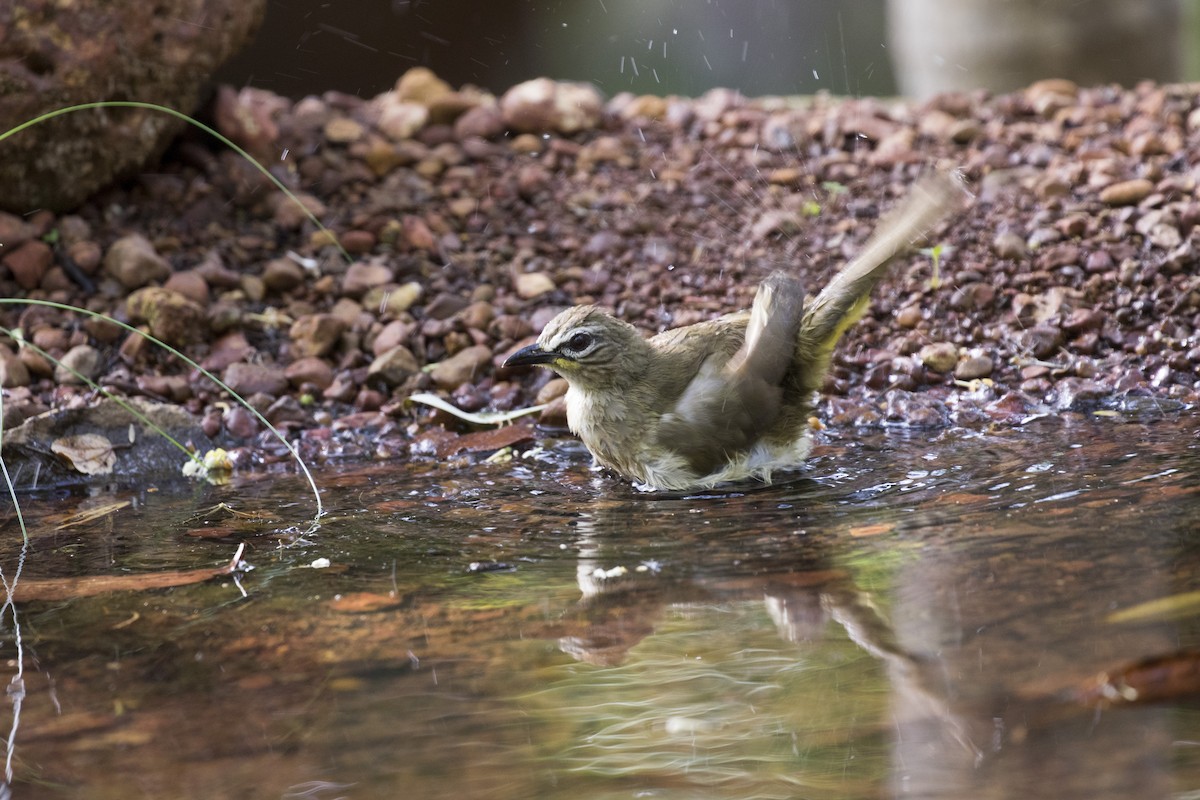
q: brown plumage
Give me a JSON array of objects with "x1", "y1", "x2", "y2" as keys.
[{"x1": 505, "y1": 173, "x2": 969, "y2": 491}]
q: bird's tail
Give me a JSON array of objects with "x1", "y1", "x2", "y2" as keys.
[{"x1": 792, "y1": 171, "x2": 970, "y2": 400}]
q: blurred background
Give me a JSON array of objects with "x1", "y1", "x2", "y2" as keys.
[{"x1": 216, "y1": 0, "x2": 1196, "y2": 100}]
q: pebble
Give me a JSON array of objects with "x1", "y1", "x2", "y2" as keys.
[
  {"x1": 103, "y1": 234, "x2": 171, "y2": 289},
  {"x1": 514, "y1": 272, "x2": 556, "y2": 299},
  {"x1": 54, "y1": 344, "x2": 102, "y2": 385},
  {"x1": 500, "y1": 78, "x2": 603, "y2": 134},
  {"x1": 919, "y1": 342, "x2": 958, "y2": 373},
  {"x1": 368, "y1": 345, "x2": 420, "y2": 386},
  {"x1": 262, "y1": 258, "x2": 306, "y2": 292},
  {"x1": 125, "y1": 287, "x2": 208, "y2": 346},
  {"x1": 428, "y1": 345, "x2": 493, "y2": 391},
  {"x1": 954, "y1": 354, "x2": 994, "y2": 380},
  {"x1": 1099, "y1": 178, "x2": 1154, "y2": 206},
  {"x1": 342, "y1": 261, "x2": 393, "y2": 297},
  {"x1": 285, "y1": 356, "x2": 335, "y2": 390},
  {"x1": 223, "y1": 363, "x2": 289, "y2": 397},
  {"x1": 2, "y1": 240, "x2": 52, "y2": 290},
  {"x1": 289, "y1": 314, "x2": 347, "y2": 358}
]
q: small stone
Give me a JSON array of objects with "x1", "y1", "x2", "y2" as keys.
[
  {"x1": 992, "y1": 231, "x2": 1026, "y2": 259},
  {"x1": 402, "y1": 215, "x2": 437, "y2": 250},
  {"x1": 454, "y1": 104, "x2": 506, "y2": 140},
  {"x1": 285, "y1": 357, "x2": 334, "y2": 390},
  {"x1": 261, "y1": 258, "x2": 306, "y2": 293},
  {"x1": 395, "y1": 67, "x2": 454, "y2": 106},
  {"x1": 126, "y1": 287, "x2": 207, "y2": 346},
  {"x1": 103, "y1": 234, "x2": 170, "y2": 289},
  {"x1": 340, "y1": 230, "x2": 377, "y2": 254},
  {"x1": 163, "y1": 270, "x2": 209, "y2": 305},
  {"x1": 500, "y1": 77, "x2": 603, "y2": 134},
  {"x1": 55, "y1": 344, "x2": 102, "y2": 385},
  {"x1": 515, "y1": 271, "x2": 556, "y2": 299},
  {"x1": 536, "y1": 377, "x2": 569, "y2": 404},
  {"x1": 289, "y1": 314, "x2": 347, "y2": 358},
  {"x1": 223, "y1": 363, "x2": 289, "y2": 397},
  {"x1": 1019, "y1": 325, "x2": 1063, "y2": 359},
  {"x1": 954, "y1": 355, "x2": 993, "y2": 380},
  {"x1": 0, "y1": 353, "x2": 30, "y2": 388},
  {"x1": 895, "y1": 305, "x2": 922, "y2": 328},
  {"x1": 1099, "y1": 178, "x2": 1154, "y2": 206},
  {"x1": 372, "y1": 319, "x2": 417, "y2": 356},
  {"x1": 424, "y1": 292, "x2": 470, "y2": 320},
  {"x1": 365, "y1": 282, "x2": 424, "y2": 317},
  {"x1": 2, "y1": 240, "x2": 53, "y2": 290},
  {"x1": 324, "y1": 116, "x2": 365, "y2": 143},
  {"x1": 368, "y1": 345, "x2": 420, "y2": 386},
  {"x1": 919, "y1": 342, "x2": 958, "y2": 373},
  {"x1": 458, "y1": 300, "x2": 494, "y2": 331},
  {"x1": 376, "y1": 100, "x2": 429, "y2": 141},
  {"x1": 428, "y1": 344, "x2": 492, "y2": 390},
  {"x1": 342, "y1": 261, "x2": 394, "y2": 297},
  {"x1": 67, "y1": 240, "x2": 102, "y2": 274}
]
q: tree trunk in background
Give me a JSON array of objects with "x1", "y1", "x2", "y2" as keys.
[{"x1": 888, "y1": 0, "x2": 1182, "y2": 97}]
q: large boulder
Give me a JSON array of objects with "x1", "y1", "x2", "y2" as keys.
[{"x1": 0, "y1": 0, "x2": 267, "y2": 212}]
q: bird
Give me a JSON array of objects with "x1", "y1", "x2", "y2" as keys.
[{"x1": 504, "y1": 173, "x2": 969, "y2": 491}]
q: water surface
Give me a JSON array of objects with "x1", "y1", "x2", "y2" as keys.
[{"x1": 3, "y1": 412, "x2": 1200, "y2": 799}]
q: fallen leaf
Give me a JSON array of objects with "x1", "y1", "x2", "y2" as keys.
[
  {"x1": 51, "y1": 434, "x2": 116, "y2": 475},
  {"x1": 407, "y1": 392, "x2": 546, "y2": 426},
  {"x1": 3, "y1": 544, "x2": 244, "y2": 602}
]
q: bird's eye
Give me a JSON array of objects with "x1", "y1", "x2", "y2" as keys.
[{"x1": 565, "y1": 332, "x2": 594, "y2": 353}]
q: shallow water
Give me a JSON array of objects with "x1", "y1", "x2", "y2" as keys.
[{"x1": 2, "y1": 412, "x2": 1200, "y2": 799}]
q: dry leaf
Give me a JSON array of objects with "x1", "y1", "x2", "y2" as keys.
[{"x1": 51, "y1": 434, "x2": 117, "y2": 475}]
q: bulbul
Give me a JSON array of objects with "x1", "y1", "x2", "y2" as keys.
[{"x1": 504, "y1": 173, "x2": 968, "y2": 491}]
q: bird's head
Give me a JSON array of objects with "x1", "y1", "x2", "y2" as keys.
[{"x1": 503, "y1": 305, "x2": 647, "y2": 391}]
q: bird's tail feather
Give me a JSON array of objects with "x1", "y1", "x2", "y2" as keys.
[{"x1": 793, "y1": 171, "x2": 970, "y2": 398}]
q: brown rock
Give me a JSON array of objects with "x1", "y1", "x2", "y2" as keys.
[
  {"x1": 500, "y1": 78, "x2": 603, "y2": 134},
  {"x1": 0, "y1": 212, "x2": 35, "y2": 248},
  {"x1": 342, "y1": 261, "x2": 394, "y2": 297},
  {"x1": 340, "y1": 230, "x2": 377, "y2": 255},
  {"x1": 536, "y1": 377, "x2": 569, "y2": 404},
  {"x1": 285, "y1": 357, "x2": 334, "y2": 390},
  {"x1": 289, "y1": 314, "x2": 347, "y2": 358},
  {"x1": 954, "y1": 355, "x2": 994, "y2": 381},
  {"x1": 0, "y1": 353, "x2": 31, "y2": 388},
  {"x1": 163, "y1": 269, "x2": 209, "y2": 305},
  {"x1": 104, "y1": 234, "x2": 171, "y2": 289},
  {"x1": 454, "y1": 105, "x2": 506, "y2": 140},
  {"x1": 54, "y1": 344, "x2": 102, "y2": 385},
  {"x1": 1099, "y1": 179, "x2": 1154, "y2": 207},
  {"x1": 261, "y1": 258, "x2": 306, "y2": 292},
  {"x1": 919, "y1": 342, "x2": 958, "y2": 373},
  {"x1": 428, "y1": 345, "x2": 492, "y2": 390},
  {"x1": 223, "y1": 362, "x2": 289, "y2": 397},
  {"x1": 394, "y1": 67, "x2": 454, "y2": 106},
  {"x1": 368, "y1": 345, "x2": 420, "y2": 386},
  {"x1": 2, "y1": 240, "x2": 53, "y2": 290},
  {"x1": 125, "y1": 287, "x2": 207, "y2": 346},
  {"x1": 0, "y1": 0, "x2": 267, "y2": 212},
  {"x1": 514, "y1": 272, "x2": 556, "y2": 299}
]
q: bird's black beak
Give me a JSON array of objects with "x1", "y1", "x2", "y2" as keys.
[{"x1": 504, "y1": 343, "x2": 560, "y2": 368}]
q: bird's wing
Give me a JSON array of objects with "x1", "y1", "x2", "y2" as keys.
[
  {"x1": 791, "y1": 171, "x2": 970, "y2": 399},
  {"x1": 655, "y1": 272, "x2": 806, "y2": 476}
]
